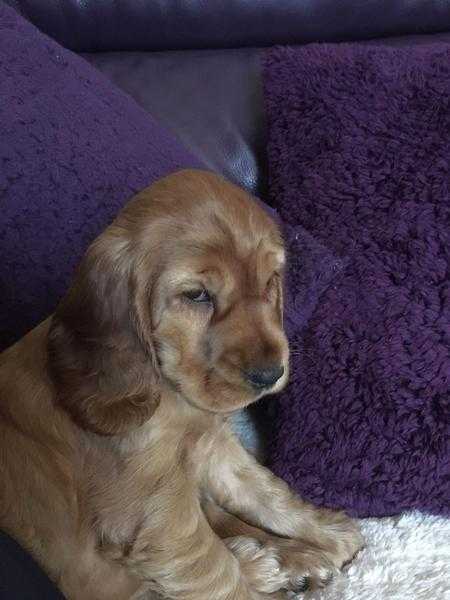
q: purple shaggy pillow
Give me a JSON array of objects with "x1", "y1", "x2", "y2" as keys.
[
  {"x1": 0, "y1": 2, "x2": 200, "y2": 350},
  {"x1": 264, "y1": 44, "x2": 450, "y2": 517}
]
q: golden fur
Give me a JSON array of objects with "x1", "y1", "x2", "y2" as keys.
[{"x1": 0, "y1": 170, "x2": 363, "y2": 599}]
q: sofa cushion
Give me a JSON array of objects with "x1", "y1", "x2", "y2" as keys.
[
  {"x1": 263, "y1": 43, "x2": 450, "y2": 517},
  {"x1": 5, "y1": 0, "x2": 450, "y2": 52},
  {"x1": 0, "y1": 2, "x2": 200, "y2": 351}
]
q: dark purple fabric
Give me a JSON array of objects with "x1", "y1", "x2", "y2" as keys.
[
  {"x1": 0, "y1": 531, "x2": 64, "y2": 599},
  {"x1": 282, "y1": 224, "x2": 346, "y2": 338},
  {"x1": 0, "y1": 2, "x2": 201, "y2": 351},
  {"x1": 5, "y1": 0, "x2": 450, "y2": 52},
  {"x1": 264, "y1": 44, "x2": 450, "y2": 517}
]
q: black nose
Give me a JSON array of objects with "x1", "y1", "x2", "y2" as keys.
[{"x1": 244, "y1": 365, "x2": 285, "y2": 389}]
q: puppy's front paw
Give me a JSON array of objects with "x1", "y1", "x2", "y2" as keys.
[
  {"x1": 315, "y1": 509, "x2": 365, "y2": 568},
  {"x1": 264, "y1": 513, "x2": 364, "y2": 594},
  {"x1": 226, "y1": 534, "x2": 335, "y2": 596},
  {"x1": 265, "y1": 538, "x2": 337, "y2": 593},
  {"x1": 226, "y1": 536, "x2": 289, "y2": 594},
  {"x1": 250, "y1": 593, "x2": 286, "y2": 600}
]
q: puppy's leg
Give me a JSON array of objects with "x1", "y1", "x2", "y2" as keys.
[
  {"x1": 111, "y1": 490, "x2": 284, "y2": 600},
  {"x1": 204, "y1": 499, "x2": 271, "y2": 541},
  {"x1": 59, "y1": 544, "x2": 141, "y2": 600},
  {"x1": 204, "y1": 500, "x2": 334, "y2": 596},
  {"x1": 204, "y1": 500, "x2": 292, "y2": 595},
  {"x1": 205, "y1": 428, "x2": 364, "y2": 591}
]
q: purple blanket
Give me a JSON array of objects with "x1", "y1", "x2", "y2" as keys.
[{"x1": 264, "y1": 44, "x2": 450, "y2": 517}]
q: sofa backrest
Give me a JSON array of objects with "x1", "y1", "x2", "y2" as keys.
[{"x1": 5, "y1": 0, "x2": 450, "y2": 52}]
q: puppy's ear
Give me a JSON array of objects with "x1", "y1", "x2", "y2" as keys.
[{"x1": 48, "y1": 235, "x2": 160, "y2": 436}]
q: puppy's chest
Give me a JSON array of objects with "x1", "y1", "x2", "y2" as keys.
[
  {"x1": 181, "y1": 425, "x2": 223, "y2": 480},
  {"x1": 91, "y1": 421, "x2": 224, "y2": 546},
  {"x1": 123, "y1": 414, "x2": 225, "y2": 484}
]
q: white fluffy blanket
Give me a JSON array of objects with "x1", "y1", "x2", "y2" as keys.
[{"x1": 303, "y1": 511, "x2": 450, "y2": 600}]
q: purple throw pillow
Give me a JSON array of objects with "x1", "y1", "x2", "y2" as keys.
[
  {"x1": 0, "y1": 2, "x2": 340, "y2": 354},
  {"x1": 264, "y1": 44, "x2": 450, "y2": 517},
  {"x1": 0, "y1": 2, "x2": 201, "y2": 350}
]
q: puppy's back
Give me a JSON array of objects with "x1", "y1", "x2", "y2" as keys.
[{"x1": 0, "y1": 321, "x2": 80, "y2": 581}]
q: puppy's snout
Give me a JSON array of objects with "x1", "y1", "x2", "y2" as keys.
[{"x1": 244, "y1": 365, "x2": 284, "y2": 389}]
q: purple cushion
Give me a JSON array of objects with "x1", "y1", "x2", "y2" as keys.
[
  {"x1": 264, "y1": 44, "x2": 450, "y2": 517},
  {"x1": 0, "y1": 3, "x2": 200, "y2": 351},
  {"x1": 0, "y1": 2, "x2": 338, "y2": 359}
]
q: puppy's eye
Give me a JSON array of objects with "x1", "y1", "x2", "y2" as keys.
[{"x1": 183, "y1": 288, "x2": 212, "y2": 304}]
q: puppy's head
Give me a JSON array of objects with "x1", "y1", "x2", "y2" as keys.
[{"x1": 49, "y1": 170, "x2": 289, "y2": 434}]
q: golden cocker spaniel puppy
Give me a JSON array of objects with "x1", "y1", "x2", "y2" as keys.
[{"x1": 0, "y1": 170, "x2": 363, "y2": 600}]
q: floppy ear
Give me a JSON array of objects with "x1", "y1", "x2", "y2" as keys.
[{"x1": 48, "y1": 235, "x2": 160, "y2": 436}]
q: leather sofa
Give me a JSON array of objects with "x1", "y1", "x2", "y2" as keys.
[{"x1": 2, "y1": 1, "x2": 450, "y2": 597}]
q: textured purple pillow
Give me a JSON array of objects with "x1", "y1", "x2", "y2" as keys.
[
  {"x1": 0, "y1": 3, "x2": 201, "y2": 350},
  {"x1": 264, "y1": 44, "x2": 450, "y2": 517}
]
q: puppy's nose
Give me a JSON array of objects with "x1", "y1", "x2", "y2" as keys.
[{"x1": 244, "y1": 365, "x2": 285, "y2": 389}]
